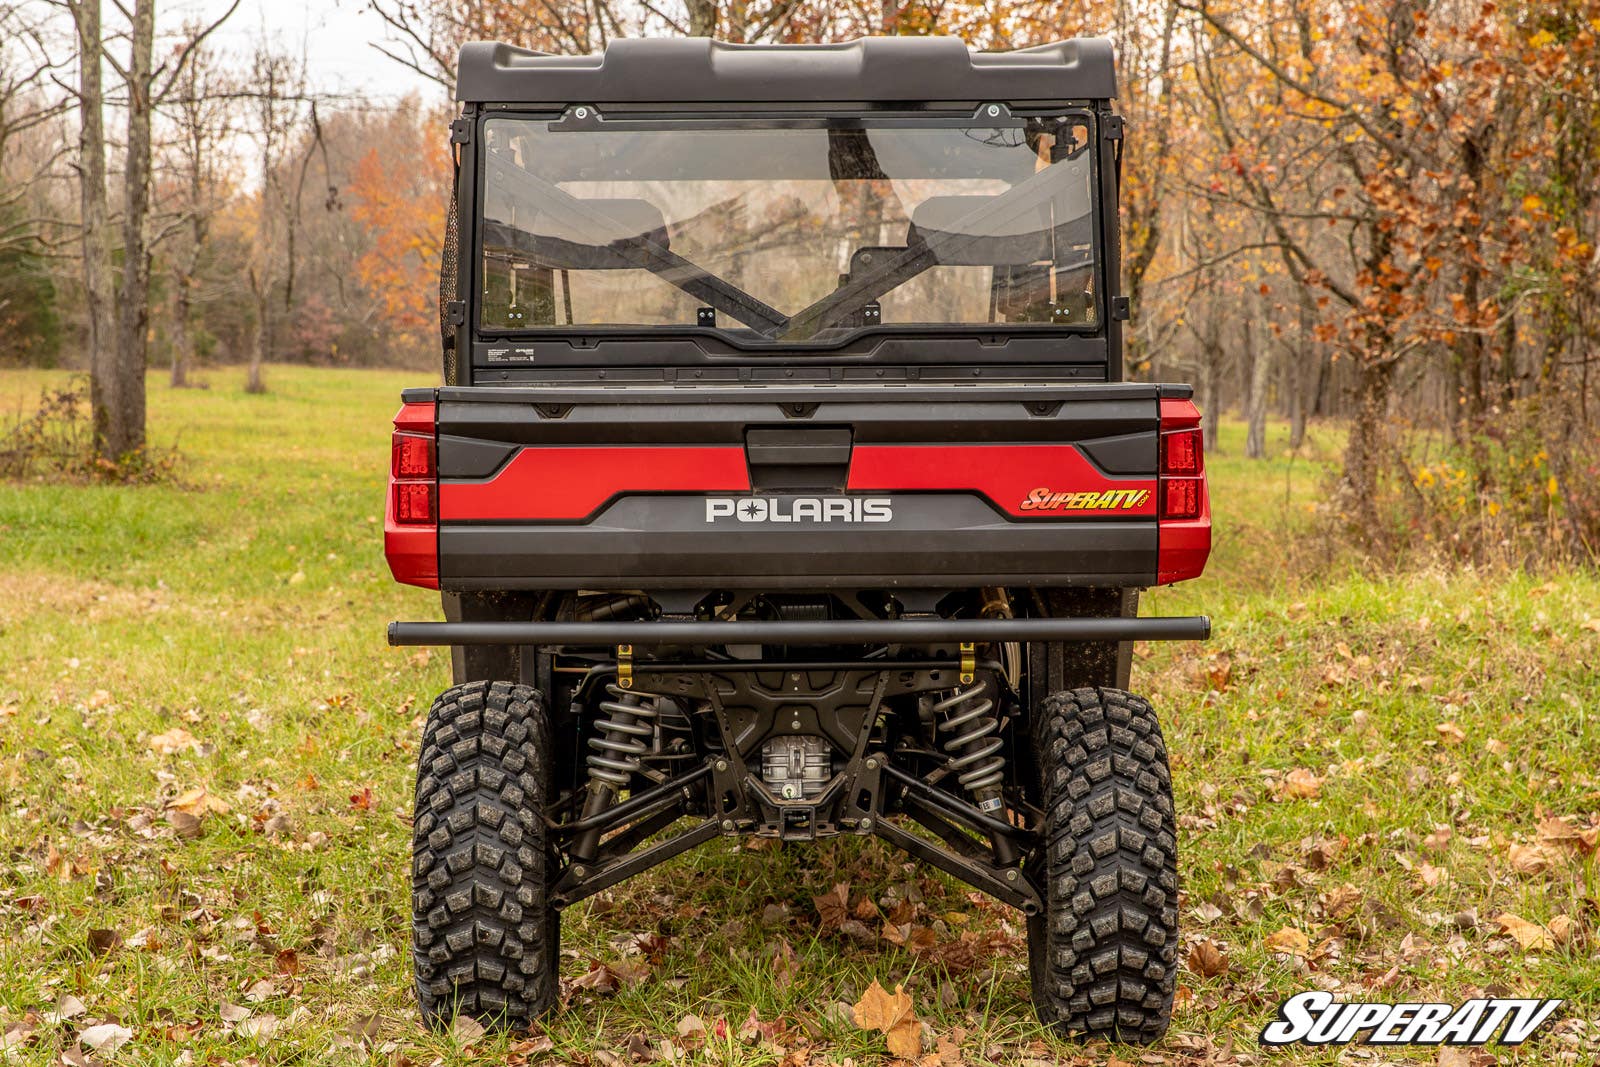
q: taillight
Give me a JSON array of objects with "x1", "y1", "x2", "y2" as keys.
[
  {"x1": 386, "y1": 400, "x2": 438, "y2": 588},
  {"x1": 395, "y1": 481, "x2": 435, "y2": 523},
  {"x1": 1160, "y1": 478, "x2": 1202, "y2": 520},
  {"x1": 1161, "y1": 428, "x2": 1203, "y2": 477},
  {"x1": 392, "y1": 433, "x2": 435, "y2": 479},
  {"x1": 1156, "y1": 398, "x2": 1211, "y2": 583}
]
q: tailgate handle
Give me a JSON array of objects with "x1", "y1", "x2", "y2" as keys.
[{"x1": 745, "y1": 427, "x2": 853, "y2": 490}]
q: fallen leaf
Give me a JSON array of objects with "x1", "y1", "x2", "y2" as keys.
[
  {"x1": 853, "y1": 979, "x2": 922, "y2": 1059},
  {"x1": 165, "y1": 810, "x2": 203, "y2": 839},
  {"x1": 814, "y1": 882, "x2": 850, "y2": 931},
  {"x1": 882, "y1": 923, "x2": 938, "y2": 952},
  {"x1": 49, "y1": 994, "x2": 87, "y2": 1023},
  {"x1": 1548, "y1": 914, "x2": 1577, "y2": 945},
  {"x1": 148, "y1": 727, "x2": 197, "y2": 755},
  {"x1": 1538, "y1": 817, "x2": 1597, "y2": 853},
  {"x1": 1280, "y1": 768, "x2": 1324, "y2": 800},
  {"x1": 167, "y1": 787, "x2": 230, "y2": 817},
  {"x1": 1321, "y1": 884, "x2": 1363, "y2": 919},
  {"x1": 511, "y1": 1033, "x2": 556, "y2": 1057},
  {"x1": 1508, "y1": 843, "x2": 1552, "y2": 875},
  {"x1": 451, "y1": 1014, "x2": 486, "y2": 1045},
  {"x1": 1494, "y1": 912, "x2": 1552, "y2": 951},
  {"x1": 78, "y1": 1023, "x2": 133, "y2": 1053},
  {"x1": 1186, "y1": 938, "x2": 1229, "y2": 978},
  {"x1": 219, "y1": 1003, "x2": 252, "y2": 1024},
  {"x1": 1435, "y1": 721, "x2": 1466, "y2": 745},
  {"x1": 1265, "y1": 926, "x2": 1310, "y2": 956},
  {"x1": 87, "y1": 928, "x2": 122, "y2": 955},
  {"x1": 346, "y1": 1014, "x2": 384, "y2": 1045},
  {"x1": 238, "y1": 1013, "x2": 280, "y2": 1042},
  {"x1": 243, "y1": 978, "x2": 278, "y2": 1003}
]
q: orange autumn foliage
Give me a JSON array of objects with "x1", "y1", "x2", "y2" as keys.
[{"x1": 349, "y1": 119, "x2": 452, "y2": 341}]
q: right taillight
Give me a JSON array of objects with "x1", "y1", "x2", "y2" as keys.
[
  {"x1": 1156, "y1": 398, "x2": 1211, "y2": 583},
  {"x1": 386, "y1": 400, "x2": 439, "y2": 588}
]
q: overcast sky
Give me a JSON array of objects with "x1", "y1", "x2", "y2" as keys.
[{"x1": 166, "y1": 0, "x2": 444, "y2": 103}]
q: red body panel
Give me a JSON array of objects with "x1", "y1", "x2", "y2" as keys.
[
  {"x1": 440, "y1": 446, "x2": 751, "y2": 521},
  {"x1": 441, "y1": 443, "x2": 1157, "y2": 522},
  {"x1": 848, "y1": 444, "x2": 1157, "y2": 518}
]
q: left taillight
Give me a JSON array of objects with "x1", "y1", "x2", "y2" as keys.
[
  {"x1": 385, "y1": 400, "x2": 438, "y2": 588},
  {"x1": 1156, "y1": 398, "x2": 1211, "y2": 584}
]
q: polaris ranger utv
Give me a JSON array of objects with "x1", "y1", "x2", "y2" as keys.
[{"x1": 385, "y1": 35, "x2": 1211, "y2": 1044}]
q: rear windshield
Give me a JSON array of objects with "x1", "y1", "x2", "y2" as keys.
[{"x1": 477, "y1": 114, "x2": 1099, "y2": 344}]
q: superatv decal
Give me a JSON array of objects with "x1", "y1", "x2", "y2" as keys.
[
  {"x1": 846, "y1": 444, "x2": 1157, "y2": 519},
  {"x1": 706, "y1": 497, "x2": 892, "y2": 523},
  {"x1": 1019, "y1": 487, "x2": 1151, "y2": 512},
  {"x1": 1261, "y1": 992, "x2": 1562, "y2": 1047}
]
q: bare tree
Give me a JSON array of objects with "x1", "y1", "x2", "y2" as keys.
[
  {"x1": 65, "y1": 0, "x2": 123, "y2": 456},
  {"x1": 0, "y1": 5, "x2": 71, "y2": 258},
  {"x1": 62, "y1": 0, "x2": 239, "y2": 458},
  {"x1": 244, "y1": 45, "x2": 309, "y2": 394},
  {"x1": 161, "y1": 28, "x2": 232, "y2": 387}
]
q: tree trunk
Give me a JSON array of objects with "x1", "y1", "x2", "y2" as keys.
[
  {"x1": 112, "y1": 0, "x2": 154, "y2": 451},
  {"x1": 71, "y1": 0, "x2": 122, "y2": 460},
  {"x1": 247, "y1": 277, "x2": 267, "y2": 393},
  {"x1": 685, "y1": 0, "x2": 716, "y2": 36},
  {"x1": 1244, "y1": 284, "x2": 1270, "y2": 459},
  {"x1": 170, "y1": 278, "x2": 192, "y2": 387},
  {"x1": 1341, "y1": 352, "x2": 1397, "y2": 538},
  {"x1": 1288, "y1": 296, "x2": 1310, "y2": 450}
]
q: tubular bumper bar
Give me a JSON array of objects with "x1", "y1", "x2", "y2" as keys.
[{"x1": 387, "y1": 616, "x2": 1211, "y2": 647}]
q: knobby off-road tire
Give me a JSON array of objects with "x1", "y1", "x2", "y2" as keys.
[
  {"x1": 412, "y1": 681, "x2": 559, "y2": 1030},
  {"x1": 1027, "y1": 687, "x2": 1178, "y2": 1044}
]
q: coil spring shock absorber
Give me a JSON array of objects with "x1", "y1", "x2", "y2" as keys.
[
  {"x1": 933, "y1": 676, "x2": 1017, "y2": 866},
  {"x1": 933, "y1": 680, "x2": 1006, "y2": 812},
  {"x1": 572, "y1": 683, "x2": 657, "y2": 861}
]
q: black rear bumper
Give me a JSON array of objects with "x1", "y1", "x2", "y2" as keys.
[
  {"x1": 387, "y1": 615, "x2": 1210, "y2": 646},
  {"x1": 438, "y1": 512, "x2": 1157, "y2": 591}
]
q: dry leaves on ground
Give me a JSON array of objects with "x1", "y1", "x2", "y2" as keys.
[
  {"x1": 1279, "y1": 768, "x2": 1324, "y2": 800},
  {"x1": 1265, "y1": 926, "x2": 1311, "y2": 956},
  {"x1": 1186, "y1": 938, "x2": 1229, "y2": 978},
  {"x1": 1494, "y1": 913, "x2": 1552, "y2": 951},
  {"x1": 853, "y1": 979, "x2": 923, "y2": 1059},
  {"x1": 148, "y1": 726, "x2": 198, "y2": 755}
]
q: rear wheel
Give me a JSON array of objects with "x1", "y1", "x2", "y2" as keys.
[
  {"x1": 412, "y1": 681, "x2": 560, "y2": 1030},
  {"x1": 1027, "y1": 687, "x2": 1177, "y2": 1043}
]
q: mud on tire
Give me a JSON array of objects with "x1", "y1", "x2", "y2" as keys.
[
  {"x1": 412, "y1": 680, "x2": 559, "y2": 1030},
  {"x1": 1027, "y1": 687, "x2": 1178, "y2": 1044}
]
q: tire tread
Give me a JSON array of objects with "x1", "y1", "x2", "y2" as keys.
[
  {"x1": 412, "y1": 680, "x2": 557, "y2": 1030},
  {"x1": 1029, "y1": 686, "x2": 1177, "y2": 1044}
]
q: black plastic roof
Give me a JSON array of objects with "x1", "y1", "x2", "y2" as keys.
[{"x1": 456, "y1": 37, "x2": 1116, "y2": 106}]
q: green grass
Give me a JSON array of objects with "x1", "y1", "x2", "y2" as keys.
[{"x1": 0, "y1": 366, "x2": 1596, "y2": 1065}]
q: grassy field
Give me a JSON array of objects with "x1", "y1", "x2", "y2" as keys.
[{"x1": 1, "y1": 365, "x2": 1597, "y2": 1066}]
